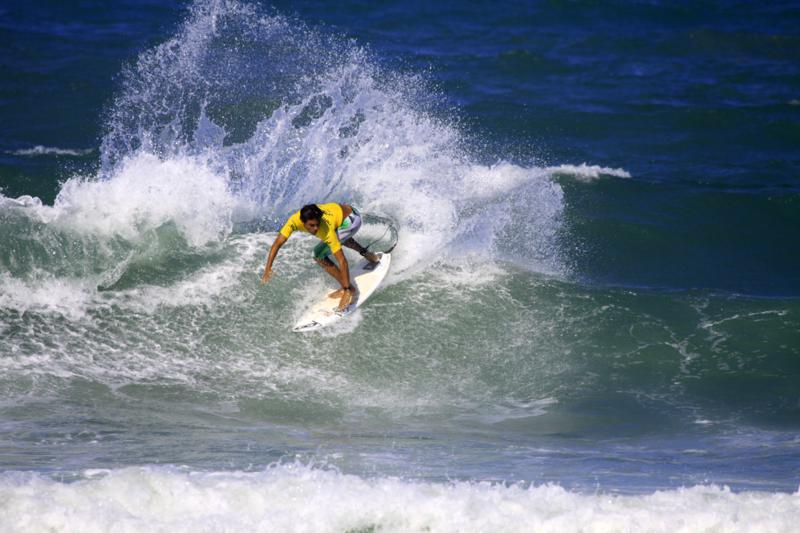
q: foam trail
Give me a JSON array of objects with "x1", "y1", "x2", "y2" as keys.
[
  {"x1": 9, "y1": 145, "x2": 93, "y2": 157},
  {"x1": 545, "y1": 163, "x2": 632, "y2": 181},
  {"x1": 1, "y1": 466, "x2": 798, "y2": 532}
]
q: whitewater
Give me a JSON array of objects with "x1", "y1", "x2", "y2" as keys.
[{"x1": 2, "y1": 465, "x2": 799, "y2": 532}]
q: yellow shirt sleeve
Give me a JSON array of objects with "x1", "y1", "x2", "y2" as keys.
[{"x1": 279, "y1": 211, "x2": 302, "y2": 239}]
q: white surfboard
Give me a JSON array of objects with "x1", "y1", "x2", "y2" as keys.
[{"x1": 292, "y1": 253, "x2": 392, "y2": 332}]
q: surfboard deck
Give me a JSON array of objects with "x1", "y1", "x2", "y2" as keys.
[{"x1": 292, "y1": 252, "x2": 391, "y2": 332}]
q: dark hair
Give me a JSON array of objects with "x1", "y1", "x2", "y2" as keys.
[{"x1": 300, "y1": 204, "x2": 324, "y2": 223}]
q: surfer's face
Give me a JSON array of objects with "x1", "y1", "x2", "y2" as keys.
[{"x1": 303, "y1": 219, "x2": 320, "y2": 234}]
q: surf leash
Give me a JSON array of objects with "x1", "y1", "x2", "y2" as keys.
[{"x1": 362, "y1": 213, "x2": 399, "y2": 254}]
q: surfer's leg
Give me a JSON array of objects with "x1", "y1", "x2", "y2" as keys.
[
  {"x1": 342, "y1": 238, "x2": 380, "y2": 263},
  {"x1": 314, "y1": 243, "x2": 340, "y2": 280},
  {"x1": 316, "y1": 258, "x2": 350, "y2": 299},
  {"x1": 314, "y1": 242, "x2": 349, "y2": 297},
  {"x1": 315, "y1": 256, "x2": 341, "y2": 280},
  {"x1": 337, "y1": 209, "x2": 380, "y2": 263}
]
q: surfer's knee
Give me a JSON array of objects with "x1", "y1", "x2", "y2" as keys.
[{"x1": 315, "y1": 257, "x2": 334, "y2": 268}]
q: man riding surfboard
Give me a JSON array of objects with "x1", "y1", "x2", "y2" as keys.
[{"x1": 261, "y1": 203, "x2": 380, "y2": 311}]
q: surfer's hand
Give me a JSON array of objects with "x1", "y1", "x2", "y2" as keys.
[{"x1": 261, "y1": 267, "x2": 273, "y2": 284}]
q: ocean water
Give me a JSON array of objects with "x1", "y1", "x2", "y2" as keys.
[{"x1": 1, "y1": 0, "x2": 799, "y2": 530}]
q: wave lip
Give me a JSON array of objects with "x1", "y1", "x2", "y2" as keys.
[
  {"x1": 1, "y1": 465, "x2": 799, "y2": 532},
  {"x1": 1, "y1": 152, "x2": 236, "y2": 247}
]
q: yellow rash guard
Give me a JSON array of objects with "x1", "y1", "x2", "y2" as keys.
[{"x1": 279, "y1": 203, "x2": 345, "y2": 253}]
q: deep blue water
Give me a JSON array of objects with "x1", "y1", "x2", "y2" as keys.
[{"x1": 1, "y1": 1, "x2": 799, "y2": 529}]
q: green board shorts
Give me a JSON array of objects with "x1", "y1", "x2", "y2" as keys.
[{"x1": 313, "y1": 207, "x2": 362, "y2": 260}]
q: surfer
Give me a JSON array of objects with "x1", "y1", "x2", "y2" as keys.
[{"x1": 261, "y1": 203, "x2": 380, "y2": 311}]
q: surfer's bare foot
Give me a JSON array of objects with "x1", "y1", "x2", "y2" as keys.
[
  {"x1": 364, "y1": 251, "x2": 380, "y2": 263},
  {"x1": 328, "y1": 288, "x2": 345, "y2": 298},
  {"x1": 337, "y1": 290, "x2": 353, "y2": 311}
]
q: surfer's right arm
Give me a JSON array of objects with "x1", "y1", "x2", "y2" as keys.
[
  {"x1": 262, "y1": 233, "x2": 288, "y2": 284},
  {"x1": 263, "y1": 214, "x2": 299, "y2": 283}
]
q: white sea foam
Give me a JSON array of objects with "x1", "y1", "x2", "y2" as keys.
[
  {"x1": 0, "y1": 195, "x2": 42, "y2": 208},
  {"x1": 2, "y1": 152, "x2": 235, "y2": 248},
  {"x1": 0, "y1": 465, "x2": 797, "y2": 533},
  {"x1": 0, "y1": 232, "x2": 357, "y2": 398},
  {"x1": 50, "y1": 153, "x2": 236, "y2": 247},
  {"x1": 116, "y1": 232, "x2": 267, "y2": 312},
  {"x1": 9, "y1": 145, "x2": 93, "y2": 157},
  {"x1": 545, "y1": 163, "x2": 632, "y2": 181},
  {"x1": 0, "y1": 272, "x2": 97, "y2": 319}
]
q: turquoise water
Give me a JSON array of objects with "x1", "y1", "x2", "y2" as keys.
[{"x1": 1, "y1": 0, "x2": 799, "y2": 529}]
